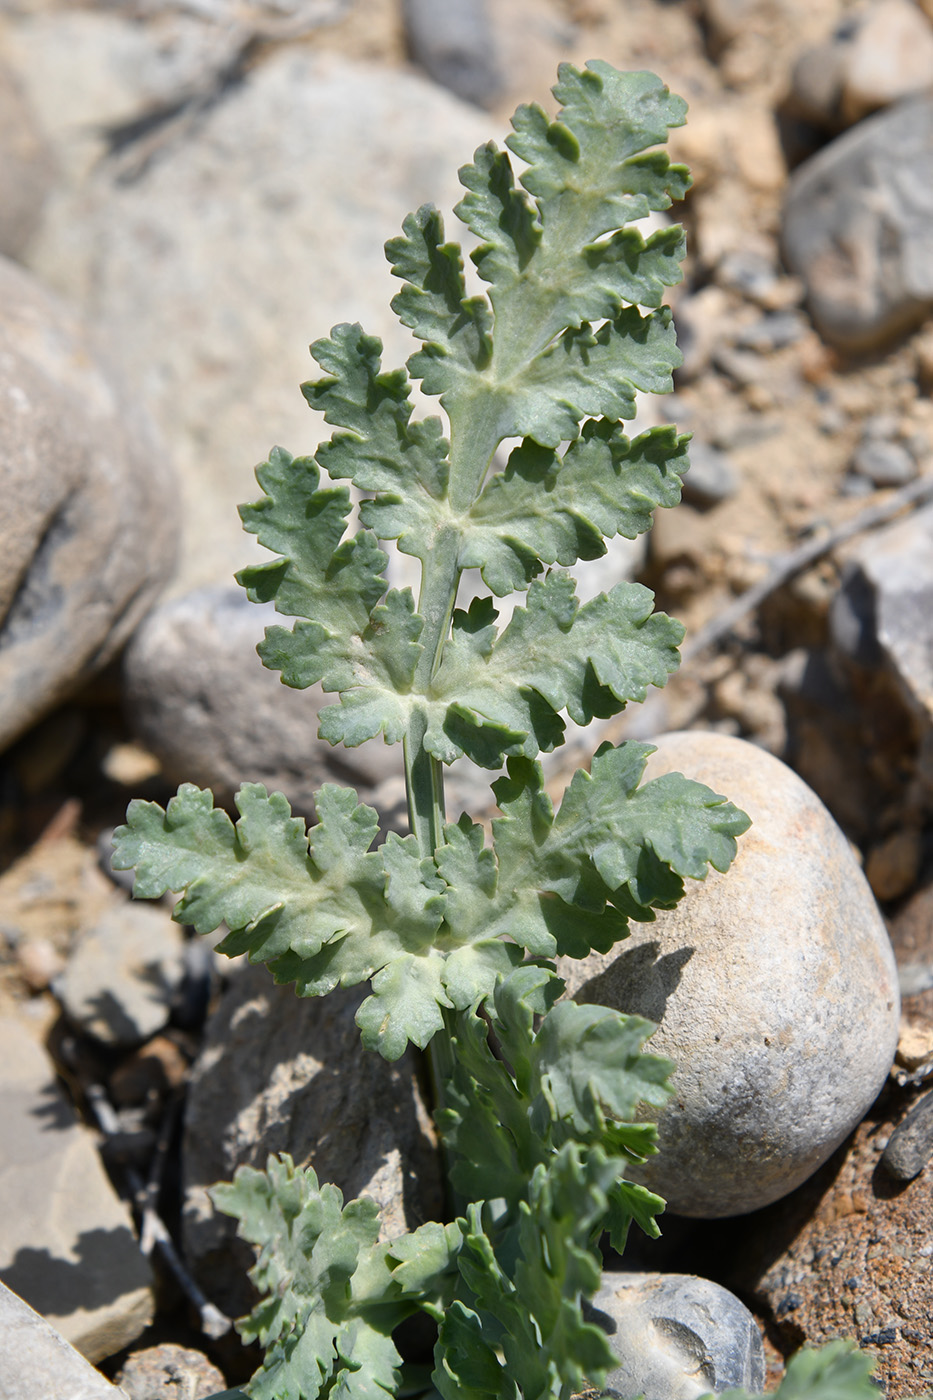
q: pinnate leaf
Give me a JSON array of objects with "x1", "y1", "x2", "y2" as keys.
[{"x1": 464, "y1": 420, "x2": 689, "y2": 595}]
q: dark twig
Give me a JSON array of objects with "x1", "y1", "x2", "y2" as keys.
[
  {"x1": 83, "y1": 1080, "x2": 232, "y2": 1340},
  {"x1": 680, "y1": 473, "x2": 933, "y2": 664}
]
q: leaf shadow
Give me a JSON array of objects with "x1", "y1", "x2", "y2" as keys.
[
  {"x1": 571, "y1": 939, "x2": 694, "y2": 1025},
  {"x1": 0, "y1": 1226, "x2": 148, "y2": 1319}
]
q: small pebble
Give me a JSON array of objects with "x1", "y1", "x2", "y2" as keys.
[
  {"x1": 851, "y1": 439, "x2": 917, "y2": 487},
  {"x1": 114, "y1": 1341, "x2": 227, "y2": 1399},
  {"x1": 865, "y1": 829, "x2": 922, "y2": 901},
  {"x1": 882, "y1": 1091, "x2": 933, "y2": 1180},
  {"x1": 109, "y1": 1033, "x2": 190, "y2": 1108},
  {"x1": 681, "y1": 441, "x2": 739, "y2": 508},
  {"x1": 402, "y1": 0, "x2": 502, "y2": 108},
  {"x1": 57, "y1": 903, "x2": 186, "y2": 1047},
  {"x1": 735, "y1": 311, "x2": 805, "y2": 353},
  {"x1": 16, "y1": 937, "x2": 64, "y2": 993}
]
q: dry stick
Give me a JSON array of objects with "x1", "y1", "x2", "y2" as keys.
[
  {"x1": 680, "y1": 472, "x2": 933, "y2": 665},
  {"x1": 83, "y1": 1081, "x2": 233, "y2": 1340}
]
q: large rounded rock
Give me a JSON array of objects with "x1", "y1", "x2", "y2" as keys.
[
  {"x1": 123, "y1": 586, "x2": 398, "y2": 820},
  {"x1": 0, "y1": 255, "x2": 176, "y2": 750},
  {"x1": 23, "y1": 44, "x2": 492, "y2": 593},
  {"x1": 559, "y1": 731, "x2": 900, "y2": 1217},
  {"x1": 0, "y1": 58, "x2": 55, "y2": 259}
]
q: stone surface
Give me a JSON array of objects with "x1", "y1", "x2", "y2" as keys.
[
  {"x1": 114, "y1": 1342, "x2": 226, "y2": 1400},
  {"x1": 0, "y1": 1281, "x2": 129, "y2": 1400},
  {"x1": 0, "y1": 254, "x2": 176, "y2": 752},
  {"x1": 850, "y1": 438, "x2": 916, "y2": 487},
  {"x1": 23, "y1": 44, "x2": 492, "y2": 594},
  {"x1": 881, "y1": 1087, "x2": 933, "y2": 1180},
  {"x1": 123, "y1": 585, "x2": 397, "y2": 820},
  {"x1": 680, "y1": 441, "x2": 739, "y2": 508},
  {"x1": 833, "y1": 502, "x2": 933, "y2": 723},
  {"x1": 589, "y1": 1271, "x2": 765, "y2": 1400},
  {"x1": 725, "y1": 1083, "x2": 933, "y2": 1399},
  {"x1": 782, "y1": 95, "x2": 933, "y2": 352},
  {"x1": 788, "y1": 0, "x2": 933, "y2": 130},
  {"x1": 0, "y1": 57, "x2": 55, "y2": 259},
  {"x1": 559, "y1": 730, "x2": 900, "y2": 1217},
  {"x1": 0, "y1": 1016, "x2": 153, "y2": 1362},
  {"x1": 839, "y1": 0, "x2": 933, "y2": 125},
  {"x1": 57, "y1": 902, "x2": 186, "y2": 1047},
  {"x1": 402, "y1": 0, "x2": 502, "y2": 107},
  {"x1": 182, "y1": 961, "x2": 444, "y2": 1318}
]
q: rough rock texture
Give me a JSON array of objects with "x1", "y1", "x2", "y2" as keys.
[
  {"x1": 590, "y1": 1272, "x2": 765, "y2": 1400},
  {"x1": 782, "y1": 95, "x2": 933, "y2": 352},
  {"x1": 0, "y1": 58, "x2": 55, "y2": 259},
  {"x1": 24, "y1": 44, "x2": 491, "y2": 594},
  {"x1": 0, "y1": 1016, "x2": 153, "y2": 1362},
  {"x1": 123, "y1": 586, "x2": 398, "y2": 820},
  {"x1": 831, "y1": 502, "x2": 933, "y2": 724},
  {"x1": 725, "y1": 1084, "x2": 933, "y2": 1400},
  {"x1": 114, "y1": 1342, "x2": 226, "y2": 1400},
  {"x1": 57, "y1": 902, "x2": 187, "y2": 1048},
  {"x1": 182, "y1": 962, "x2": 444, "y2": 1319},
  {"x1": 0, "y1": 1281, "x2": 129, "y2": 1400},
  {"x1": 0, "y1": 255, "x2": 176, "y2": 752},
  {"x1": 559, "y1": 731, "x2": 900, "y2": 1217}
]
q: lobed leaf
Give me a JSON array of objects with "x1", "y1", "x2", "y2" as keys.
[
  {"x1": 423, "y1": 574, "x2": 683, "y2": 768},
  {"x1": 212, "y1": 1156, "x2": 459, "y2": 1400},
  {"x1": 236, "y1": 444, "x2": 423, "y2": 748},
  {"x1": 464, "y1": 420, "x2": 690, "y2": 596}
]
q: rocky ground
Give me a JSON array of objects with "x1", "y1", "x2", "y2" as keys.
[{"x1": 2, "y1": 0, "x2": 933, "y2": 1396}]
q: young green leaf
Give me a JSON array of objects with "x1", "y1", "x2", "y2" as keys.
[{"x1": 212, "y1": 1156, "x2": 460, "y2": 1400}]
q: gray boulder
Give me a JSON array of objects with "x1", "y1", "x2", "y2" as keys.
[
  {"x1": 402, "y1": 0, "x2": 502, "y2": 108},
  {"x1": 182, "y1": 962, "x2": 445, "y2": 1319},
  {"x1": 559, "y1": 730, "x2": 900, "y2": 1217},
  {"x1": 589, "y1": 1272, "x2": 765, "y2": 1400},
  {"x1": 783, "y1": 94, "x2": 933, "y2": 351},
  {"x1": 0, "y1": 255, "x2": 176, "y2": 751}
]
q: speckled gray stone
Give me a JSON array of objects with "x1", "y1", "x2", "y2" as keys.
[
  {"x1": 589, "y1": 1272, "x2": 765, "y2": 1399},
  {"x1": 559, "y1": 731, "x2": 900, "y2": 1217}
]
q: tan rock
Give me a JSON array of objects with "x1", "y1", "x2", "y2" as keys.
[
  {"x1": 0, "y1": 58, "x2": 55, "y2": 259},
  {"x1": 0, "y1": 1017, "x2": 152, "y2": 1362},
  {"x1": 558, "y1": 730, "x2": 900, "y2": 1217},
  {"x1": 841, "y1": 0, "x2": 933, "y2": 124},
  {"x1": 866, "y1": 829, "x2": 923, "y2": 902}
]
